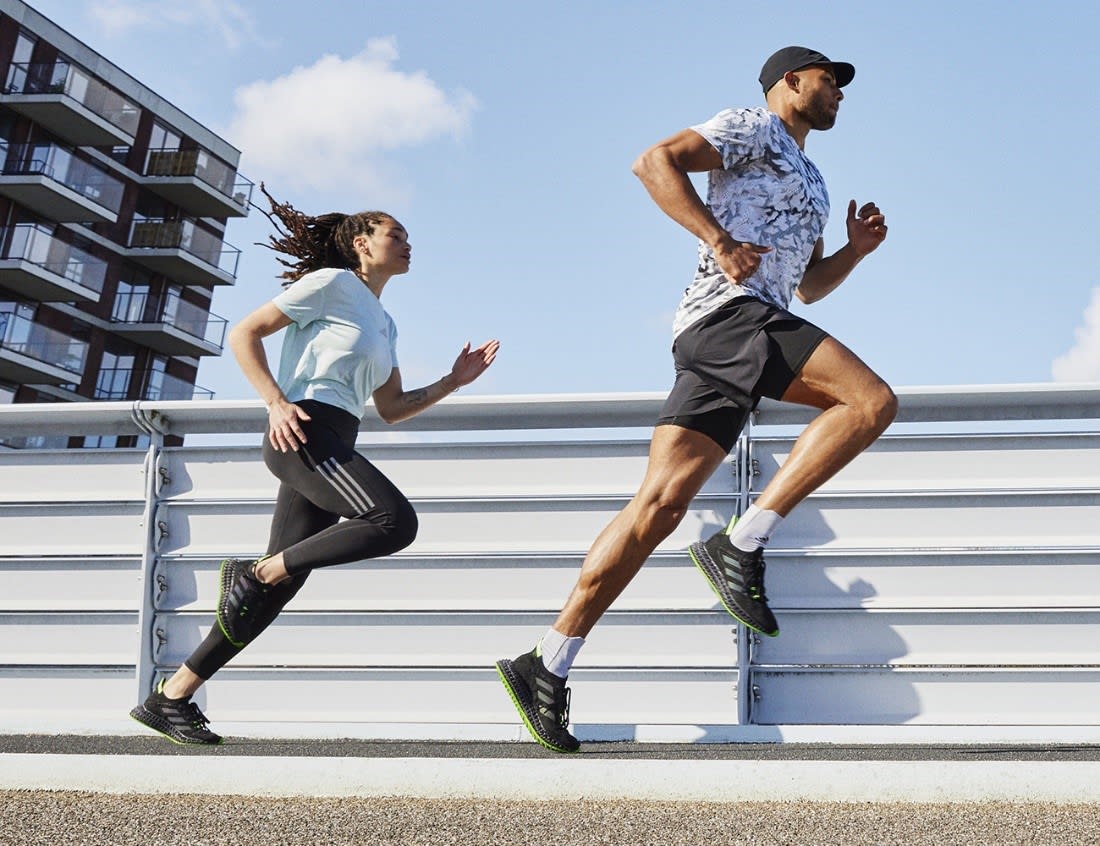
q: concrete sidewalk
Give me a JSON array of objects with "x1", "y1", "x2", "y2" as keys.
[
  {"x1": 5, "y1": 738, "x2": 1100, "y2": 846},
  {"x1": 3, "y1": 736, "x2": 1100, "y2": 803}
]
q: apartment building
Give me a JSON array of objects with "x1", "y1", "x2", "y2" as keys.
[{"x1": 0, "y1": 0, "x2": 250, "y2": 445}]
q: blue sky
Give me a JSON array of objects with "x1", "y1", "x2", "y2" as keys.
[{"x1": 30, "y1": 0, "x2": 1100, "y2": 399}]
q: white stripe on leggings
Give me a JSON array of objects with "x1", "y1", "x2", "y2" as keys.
[{"x1": 318, "y1": 456, "x2": 375, "y2": 514}]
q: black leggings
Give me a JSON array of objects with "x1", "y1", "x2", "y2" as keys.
[{"x1": 184, "y1": 400, "x2": 418, "y2": 679}]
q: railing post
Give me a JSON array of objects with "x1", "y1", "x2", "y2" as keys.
[
  {"x1": 735, "y1": 421, "x2": 753, "y2": 725},
  {"x1": 130, "y1": 403, "x2": 170, "y2": 700}
]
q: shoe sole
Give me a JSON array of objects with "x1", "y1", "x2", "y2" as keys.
[
  {"x1": 495, "y1": 659, "x2": 579, "y2": 754},
  {"x1": 216, "y1": 558, "x2": 248, "y2": 648},
  {"x1": 688, "y1": 541, "x2": 779, "y2": 637},
  {"x1": 128, "y1": 705, "x2": 222, "y2": 746}
]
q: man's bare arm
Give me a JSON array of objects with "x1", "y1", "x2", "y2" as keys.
[
  {"x1": 632, "y1": 130, "x2": 772, "y2": 284},
  {"x1": 797, "y1": 200, "x2": 887, "y2": 304}
]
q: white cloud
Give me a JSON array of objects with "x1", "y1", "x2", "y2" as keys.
[
  {"x1": 88, "y1": 0, "x2": 267, "y2": 49},
  {"x1": 223, "y1": 38, "x2": 477, "y2": 199},
  {"x1": 1052, "y1": 286, "x2": 1100, "y2": 382}
]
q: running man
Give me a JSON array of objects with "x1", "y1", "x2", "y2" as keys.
[{"x1": 497, "y1": 46, "x2": 896, "y2": 752}]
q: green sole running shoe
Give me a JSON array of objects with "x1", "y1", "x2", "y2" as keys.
[
  {"x1": 496, "y1": 649, "x2": 579, "y2": 753},
  {"x1": 689, "y1": 530, "x2": 779, "y2": 637},
  {"x1": 129, "y1": 679, "x2": 222, "y2": 746}
]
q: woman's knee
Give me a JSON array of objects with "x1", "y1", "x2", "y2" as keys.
[{"x1": 377, "y1": 498, "x2": 418, "y2": 553}]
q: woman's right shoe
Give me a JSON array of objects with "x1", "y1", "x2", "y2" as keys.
[{"x1": 129, "y1": 679, "x2": 222, "y2": 745}]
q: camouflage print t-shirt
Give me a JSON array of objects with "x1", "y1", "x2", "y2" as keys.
[{"x1": 672, "y1": 107, "x2": 830, "y2": 338}]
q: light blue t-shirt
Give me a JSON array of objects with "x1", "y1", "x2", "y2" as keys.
[
  {"x1": 672, "y1": 107, "x2": 830, "y2": 337},
  {"x1": 272, "y1": 267, "x2": 399, "y2": 420}
]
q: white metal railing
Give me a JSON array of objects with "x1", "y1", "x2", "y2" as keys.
[{"x1": 0, "y1": 384, "x2": 1098, "y2": 742}]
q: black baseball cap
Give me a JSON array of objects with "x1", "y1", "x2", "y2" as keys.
[{"x1": 759, "y1": 46, "x2": 855, "y2": 94}]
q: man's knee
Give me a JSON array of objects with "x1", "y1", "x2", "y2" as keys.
[
  {"x1": 635, "y1": 488, "x2": 693, "y2": 540},
  {"x1": 862, "y1": 382, "x2": 898, "y2": 434},
  {"x1": 632, "y1": 424, "x2": 726, "y2": 541}
]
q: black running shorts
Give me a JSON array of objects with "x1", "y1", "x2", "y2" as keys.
[{"x1": 656, "y1": 296, "x2": 828, "y2": 452}]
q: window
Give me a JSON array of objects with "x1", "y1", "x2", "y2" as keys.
[
  {"x1": 12, "y1": 32, "x2": 36, "y2": 65},
  {"x1": 146, "y1": 353, "x2": 168, "y2": 399},
  {"x1": 113, "y1": 279, "x2": 146, "y2": 323},
  {"x1": 149, "y1": 122, "x2": 182, "y2": 152},
  {"x1": 163, "y1": 285, "x2": 181, "y2": 324},
  {"x1": 94, "y1": 344, "x2": 137, "y2": 400},
  {"x1": 0, "y1": 300, "x2": 35, "y2": 348},
  {"x1": 5, "y1": 32, "x2": 36, "y2": 94}
]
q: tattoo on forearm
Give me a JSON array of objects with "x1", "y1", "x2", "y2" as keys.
[{"x1": 403, "y1": 388, "x2": 429, "y2": 409}]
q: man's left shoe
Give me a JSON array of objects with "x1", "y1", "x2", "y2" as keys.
[
  {"x1": 216, "y1": 557, "x2": 271, "y2": 648},
  {"x1": 689, "y1": 531, "x2": 779, "y2": 636},
  {"x1": 496, "y1": 649, "x2": 580, "y2": 753}
]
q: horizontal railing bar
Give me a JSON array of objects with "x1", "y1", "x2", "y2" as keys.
[
  {"x1": 751, "y1": 665, "x2": 1100, "y2": 674},
  {"x1": 0, "y1": 383, "x2": 1098, "y2": 437}
]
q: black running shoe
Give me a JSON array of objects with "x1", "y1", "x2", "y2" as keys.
[
  {"x1": 129, "y1": 679, "x2": 222, "y2": 745},
  {"x1": 216, "y1": 557, "x2": 270, "y2": 648},
  {"x1": 689, "y1": 531, "x2": 779, "y2": 636},
  {"x1": 496, "y1": 648, "x2": 580, "y2": 753}
]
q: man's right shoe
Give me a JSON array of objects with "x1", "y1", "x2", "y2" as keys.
[
  {"x1": 496, "y1": 648, "x2": 580, "y2": 753},
  {"x1": 216, "y1": 557, "x2": 270, "y2": 648},
  {"x1": 689, "y1": 530, "x2": 779, "y2": 636},
  {"x1": 129, "y1": 679, "x2": 222, "y2": 746}
]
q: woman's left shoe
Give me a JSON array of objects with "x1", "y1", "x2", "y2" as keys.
[{"x1": 216, "y1": 557, "x2": 271, "y2": 647}]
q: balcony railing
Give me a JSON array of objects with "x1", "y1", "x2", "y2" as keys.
[
  {"x1": 0, "y1": 223, "x2": 107, "y2": 294},
  {"x1": 4, "y1": 60, "x2": 140, "y2": 136},
  {"x1": 110, "y1": 288, "x2": 227, "y2": 349},
  {"x1": 0, "y1": 309, "x2": 88, "y2": 375},
  {"x1": 128, "y1": 218, "x2": 241, "y2": 277},
  {"x1": 144, "y1": 147, "x2": 253, "y2": 206},
  {"x1": 2, "y1": 142, "x2": 125, "y2": 214},
  {"x1": 94, "y1": 367, "x2": 214, "y2": 401}
]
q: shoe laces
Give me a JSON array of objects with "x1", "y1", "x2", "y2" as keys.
[
  {"x1": 743, "y1": 549, "x2": 769, "y2": 602},
  {"x1": 232, "y1": 571, "x2": 268, "y2": 614},
  {"x1": 177, "y1": 700, "x2": 212, "y2": 732},
  {"x1": 557, "y1": 686, "x2": 571, "y2": 730}
]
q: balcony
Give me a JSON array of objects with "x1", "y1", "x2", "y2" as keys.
[
  {"x1": 126, "y1": 218, "x2": 239, "y2": 286},
  {"x1": 109, "y1": 289, "x2": 226, "y2": 357},
  {"x1": 94, "y1": 367, "x2": 213, "y2": 401},
  {"x1": 0, "y1": 143, "x2": 124, "y2": 223},
  {"x1": 0, "y1": 61, "x2": 139, "y2": 146},
  {"x1": 142, "y1": 148, "x2": 252, "y2": 219},
  {"x1": 0, "y1": 223, "x2": 107, "y2": 304},
  {"x1": 0, "y1": 309, "x2": 88, "y2": 384}
]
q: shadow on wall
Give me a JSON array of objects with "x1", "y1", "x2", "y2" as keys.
[{"x1": 686, "y1": 498, "x2": 920, "y2": 729}]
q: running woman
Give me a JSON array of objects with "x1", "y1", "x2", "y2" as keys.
[
  {"x1": 131, "y1": 186, "x2": 499, "y2": 744},
  {"x1": 497, "y1": 46, "x2": 894, "y2": 752}
]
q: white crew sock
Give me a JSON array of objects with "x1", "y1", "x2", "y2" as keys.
[
  {"x1": 727, "y1": 505, "x2": 783, "y2": 553},
  {"x1": 537, "y1": 628, "x2": 585, "y2": 678}
]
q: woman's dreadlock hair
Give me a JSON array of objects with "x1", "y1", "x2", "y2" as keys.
[{"x1": 257, "y1": 183, "x2": 395, "y2": 285}]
